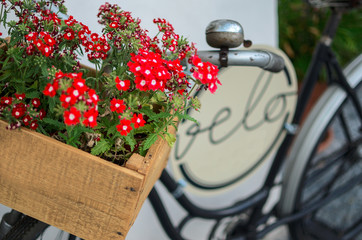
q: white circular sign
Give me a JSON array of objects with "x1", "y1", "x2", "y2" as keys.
[{"x1": 170, "y1": 46, "x2": 298, "y2": 195}]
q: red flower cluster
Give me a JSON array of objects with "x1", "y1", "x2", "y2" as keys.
[
  {"x1": 21, "y1": 5, "x2": 111, "y2": 63},
  {"x1": 98, "y1": 2, "x2": 150, "y2": 51},
  {"x1": 128, "y1": 49, "x2": 187, "y2": 92},
  {"x1": 116, "y1": 113, "x2": 146, "y2": 136},
  {"x1": 25, "y1": 31, "x2": 55, "y2": 57},
  {"x1": 109, "y1": 97, "x2": 146, "y2": 136},
  {"x1": 83, "y1": 32, "x2": 111, "y2": 61},
  {"x1": 43, "y1": 71, "x2": 99, "y2": 127},
  {"x1": 0, "y1": 93, "x2": 44, "y2": 130},
  {"x1": 191, "y1": 55, "x2": 221, "y2": 94},
  {"x1": 153, "y1": 18, "x2": 195, "y2": 60}
]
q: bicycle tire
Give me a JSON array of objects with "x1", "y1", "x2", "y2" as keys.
[
  {"x1": 2, "y1": 215, "x2": 49, "y2": 240},
  {"x1": 278, "y1": 53, "x2": 362, "y2": 239}
]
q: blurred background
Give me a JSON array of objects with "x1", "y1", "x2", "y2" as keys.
[
  {"x1": 0, "y1": 0, "x2": 361, "y2": 239},
  {"x1": 278, "y1": 0, "x2": 362, "y2": 81}
]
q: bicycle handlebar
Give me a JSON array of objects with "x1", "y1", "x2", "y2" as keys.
[{"x1": 197, "y1": 49, "x2": 285, "y2": 73}]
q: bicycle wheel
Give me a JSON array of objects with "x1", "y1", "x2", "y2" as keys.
[{"x1": 278, "y1": 54, "x2": 362, "y2": 240}]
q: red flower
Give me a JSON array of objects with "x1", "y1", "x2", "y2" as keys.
[
  {"x1": 1, "y1": 97, "x2": 12, "y2": 105},
  {"x1": 43, "y1": 83, "x2": 57, "y2": 97},
  {"x1": 31, "y1": 98, "x2": 41, "y2": 108},
  {"x1": 116, "y1": 119, "x2": 133, "y2": 136},
  {"x1": 86, "y1": 42, "x2": 94, "y2": 51},
  {"x1": 33, "y1": 39, "x2": 44, "y2": 51},
  {"x1": 102, "y1": 43, "x2": 110, "y2": 52},
  {"x1": 208, "y1": 81, "x2": 221, "y2": 94},
  {"x1": 131, "y1": 113, "x2": 146, "y2": 128},
  {"x1": 64, "y1": 28, "x2": 75, "y2": 40},
  {"x1": 115, "y1": 76, "x2": 130, "y2": 91},
  {"x1": 22, "y1": 115, "x2": 31, "y2": 126},
  {"x1": 64, "y1": 15, "x2": 76, "y2": 26},
  {"x1": 25, "y1": 32, "x2": 38, "y2": 41},
  {"x1": 67, "y1": 87, "x2": 81, "y2": 98},
  {"x1": 63, "y1": 107, "x2": 81, "y2": 126},
  {"x1": 44, "y1": 35, "x2": 56, "y2": 46},
  {"x1": 80, "y1": 23, "x2": 91, "y2": 34},
  {"x1": 11, "y1": 105, "x2": 26, "y2": 119},
  {"x1": 82, "y1": 108, "x2": 98, "y2": 128},
  {"x1": 72, "y1": 78, "x2": 88, "y2": 94},
  {"x1": 78, "y1": 30, "x2": 87, "y2": 40},
  {"x1": 110, "y1": 98, "x2": 126, "y2": 113},
  {"x1": 135, "y1": 77, "x2": 148, "y2": 91},
  {"x1": 38, "y1": 109, "x2": 46, "y2": 120},
  {"x1": 90, "y1": 33, "x2": 99, "y2": 41},
  {"x1": 178, "y1": 89, "x2": 185, "y2": 95},
  {"x1": 148, "y1": 79, "x2": 159, "y2": 91},
  {"x1": 60, "y1": 93, "x2": 76, "y2": 108},
  {"x1": 14, "y1": 93, "x2": 25, "y2": 100},
  {"x1": 109, "y1": 22, "x2": 119, "y2": 28},
  {"x1": 30, "y1": 120, "x2": 38, "y2": 130},
  {"x1": 88, "y1": 89, "x2": 99, "y2": 105},
  {"x1": 42, "y1": 45, "x2": 53, "y2": 57},
  {"x1": 94, "y1": 43, "x2": 102, "y2": 52},
  {"x1": 55, "y1": 71, "x2": 65, "y2": 80},
  {"x1": 67, "y1": 72, "x2": 83, "y2": 79},
  {"x1": 26, "y1": 44, "x2": 35, "y2": 55}
]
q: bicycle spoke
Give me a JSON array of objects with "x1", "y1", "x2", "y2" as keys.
[
  {"x1": 305, "y1": 146, "x2": 348, "y2": 186},
  {"x1": 338, "y1": 110, "x2": 352, "y2": 143}
]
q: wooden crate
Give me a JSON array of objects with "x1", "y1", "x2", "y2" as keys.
[{"x1": 0, "y1": 120, "x2": 173, "y2": 239}]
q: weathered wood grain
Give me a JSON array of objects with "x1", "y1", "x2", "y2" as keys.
[{"x1": 0, "y1": 120, "x2": 172, "y2": 239}]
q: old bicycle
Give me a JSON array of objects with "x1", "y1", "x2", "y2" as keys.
[{"x1": 1, "y1": 0, "x2": 361, "y2": 239}]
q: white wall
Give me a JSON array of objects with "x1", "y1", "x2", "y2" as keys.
[{"x1": 65, "y1": 0, "x2": 278, "y2": 50}]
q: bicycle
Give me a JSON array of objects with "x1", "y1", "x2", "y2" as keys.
[{"x1": 1, "y1": 0, "x2": 361, "y2": 239}]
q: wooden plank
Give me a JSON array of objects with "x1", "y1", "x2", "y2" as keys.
[
  {"x1": 0, "y1": 120, "x2": 146, "y2": 239},
  {"x1": 129, "y1": 126, "x2": 175, "y2": 225},
  {"x1": 125, "y1": 154, "x2": 145, "y2": 172}
]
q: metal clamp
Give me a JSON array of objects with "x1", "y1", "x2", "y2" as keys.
[
  {"x1": 172, "y1": 179, "x2": 187, "y2": 199},
  {"x1": 284, "y1": 123, "x2": 298, "y2": 135},
  {"x1": 219, "y1": 47, "x2": 229, "y2": 67}
]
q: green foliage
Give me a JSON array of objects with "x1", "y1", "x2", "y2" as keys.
[
  {"x1": 278, "y1": 0, "x2": 362, "y2": 81},
  {"x1": 141, "y1": 133, "x2": 158, "y2": 152},
  {"x1": 91, "y1": 139, "x2": 112, "y2": 156}
]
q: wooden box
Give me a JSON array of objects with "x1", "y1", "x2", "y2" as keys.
[{"x1": 0, "y1": 120, "x2": 172, "y2": 239}]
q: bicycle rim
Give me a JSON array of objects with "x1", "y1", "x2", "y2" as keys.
[
  {"x1": 278, "y1": 54, "x2": 362, "y2": 239},
  {"x1": 291, "y1": 82, "x2": 362, "y2": 239}
]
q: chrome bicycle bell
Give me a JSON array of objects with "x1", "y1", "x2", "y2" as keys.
[{"x1": 206, "y1": 19, "x2": 244, "y2": 48}]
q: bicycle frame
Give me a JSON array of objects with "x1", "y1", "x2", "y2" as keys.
[{"x1": 148, "y1": 7, "x2": 362, "y2": 240}]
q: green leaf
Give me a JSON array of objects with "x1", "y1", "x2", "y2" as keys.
[
  {"x1": 133, "y1": 124, "x2": 153, "y2": 135},
  {"x1": 25, "y1": 89, "x2": 40, "y2": 99},
  {"x1": 68, "y1": 125, "x2": 92, "y2": 142},
  {"x1": 150, "y1": 111, "x2": 171, "y2": 121},
  {"x1": 165, "y1": 132, "x2": 176, "y2": 148},
  {"x1": 42, "y1": 117, "x2": 66, "y2": 130},
  {"x1": 176, "y1": 112, "x2": 199, "y2": 125},
  {"x1": 58, "y1": 132, "x2": 67, "y2": 142},
  {"x1": 48, "y1": 97, "x2": 57, "y2": 114},
  {"x1": 107, "y1": 124, "x2": 118, "y2": 136},
  {"x1": 140, "y1": 107, "x2": 157, "y2": 119},
  {"x1": 142, "y1": 133, "x2": 158, "y2": 152},
  {"x1": 124, "y1": 134, "x2": 137, "y2": 152},
  {"x1": 91, "y1": 139, "x2": 112, "y2": 156}
]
